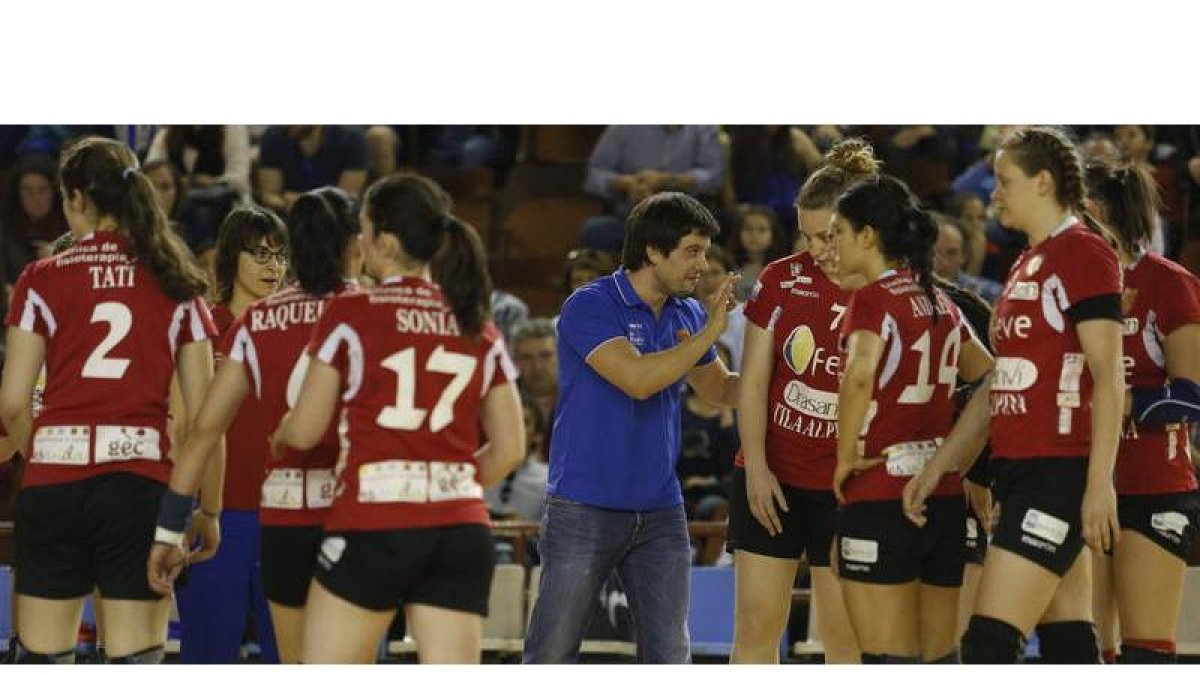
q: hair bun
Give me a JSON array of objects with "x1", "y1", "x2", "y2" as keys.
[{"x1": 824, "y1": 138, "x2": 882, "y2": 177}]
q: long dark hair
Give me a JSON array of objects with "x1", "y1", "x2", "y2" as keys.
[
  {"x1": 288, "y1": 187, "x2": 360, "y2": 296},
  {"x1": 364, "y1": 173, "x2": 491, "y2": 338},
  {"x1": 214, "y1": 206, "x2": 288, "y2": 304},
  {"x1": 837, "y1": 174, "x2": 940, "y2": 324},
  {"x1": 58, "y1": 136, "x2": 207, "y2": 302},
  {"x1": 1084, "y1": 159, "x2": 1161, "y2": 260}
]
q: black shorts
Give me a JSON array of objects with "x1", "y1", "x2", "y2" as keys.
[
  {"x1": 990, "y1": 457, "x2": 1087, "y2": 577},
  {"x1": 314, "y1": 524, "x2": 495, "y2": 615},
  {"x1": 1118, "y1": 491, "x2": 1200, "y2": 561},
  {"x1": 726, "y1": 468, "x2": 836, "y2": 567},
  {"x1": 261, "y1": 525, "x2": 323, "y2": 607},
  {"x1": 836, "y1": 496, "x2": 966, "y2": 587},
  {"x1": 15, "y1": 472, "x2": 164, "y2": 600},
  {"x1": 965, "y1": 506, "x2": 989, "y2": 566}
]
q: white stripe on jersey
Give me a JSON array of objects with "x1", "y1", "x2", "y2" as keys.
[
  {"x1": 20, "y1": 289, "x2": 57, "y2": 336},
  {"x1": 316, "y1": 323, "x2": 365, "y2": 402},
  {"x1": 878, "y1": 312, "x2": 902, "y2": 388},
  {"x1": 230, "y1": 325, "x2": 263, "y2": 398},
  {"x1": 480, "y1": 335, "x2": 518, "y2": 394},
  {"x1": 188, "y1": 298, "x2": 207, "y2": 342}
]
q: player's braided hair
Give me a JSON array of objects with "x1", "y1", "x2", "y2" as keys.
[{"x1": 999, "y1": 126, "x2": 1119, "y2": 250}]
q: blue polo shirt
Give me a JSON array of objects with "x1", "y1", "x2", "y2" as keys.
[{"x1": 548, "y1": 269, "x2": 716, "y2": 511}]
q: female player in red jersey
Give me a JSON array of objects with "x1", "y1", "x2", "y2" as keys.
[
  {"x1": 172, "y1": 205, "x2": 289, "y2": 664},
  {"x1": 1085, "y1": 160, "x2": 1200, "y2": 663},
  {"x1": 729, "y1": 139, "x2": 880, "y2": 663},
  {"x1": 273, "y1": 173, "x2": 525, "y2": 663},
  {"x1": 904, "y1": 127, "x2": 1125, "y2": 663},
  {"x1": 0, "y1": 137, "x2": 216, "y2": 663},
  {"x1": 830, "y1": 175, "x2": 993, "y2": 663},
  {"x1": 148, "y1": 187, "x2": 363, "y2": 662}
]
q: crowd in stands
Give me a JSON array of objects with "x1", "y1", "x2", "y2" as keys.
[{"x1": 3, "y1": 124, "x2": 1200, "y2": 569}]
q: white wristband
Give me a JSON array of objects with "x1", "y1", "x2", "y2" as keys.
[{"x1": 154, "y1": 526, "x2": 185, "y2": 547}]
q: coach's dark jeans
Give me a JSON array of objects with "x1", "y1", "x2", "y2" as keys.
[{"x1": 523, "y1": 495, "x2": 692, "y2": 664}]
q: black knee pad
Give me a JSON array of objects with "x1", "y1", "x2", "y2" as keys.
[
  {"x1": 105, "y1": 644, "x2": 165, "y2": 664},
  {"x1": 1119, "y1": 644, "x2": 1176, "y2": 664},
  {"x1": 926, "y1": 649, "x2": 959, "y2": 664},
  {"x1": 1035, "y1": 621, "x2": 1099, "y2": 664},
  {"x1": 12, "y1": 636, "x2": 77, "y2": 664},
  {"x1": 961, "y1": 615, "x2": 1026, "y2": 664},
  {"x1": 861, "y1": 652, "x2": 920, "y2": 664}
]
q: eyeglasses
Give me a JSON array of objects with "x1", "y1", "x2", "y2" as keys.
[{"x1": 243, "y1": 246, "x2": 288, "y2": 266}]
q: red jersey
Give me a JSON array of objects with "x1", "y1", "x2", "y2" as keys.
[
  {"x1": 307, "y1": 276, "x2": 516, "y2": 532},
  {"x1": 226, "y1": 282, "x2": 358, "y2": 526},
  {"x1": 838, "y1": 269, "x2": 971, "y2": 503},
  {"x1": 211, "y1": 303, "x2": 272, "y2": 511},
  {"x1": 4, "y1": 231, "x2": 216, "y2": 488},
  {"x1": 735, "y1": 253, "x2": 849, "y2": 490},
  {"x1": 989, "y1": 219, "x2": 1122, "y2": 460},
  {"x1": 1116, "y1": 253, "x2": 1200, "y2": 495}
]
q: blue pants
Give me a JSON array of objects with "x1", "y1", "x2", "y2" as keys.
[
  {"x1": 523, "y1": 496, "x2": 692, "y2": 663},
  {"x1": 175, "y1": 510, "x2": 279, "y2": 664}
]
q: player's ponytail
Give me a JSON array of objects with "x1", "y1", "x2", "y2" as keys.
[
  {"x1": 59, "y1": 136, "x2": 208, "y2": 302},
  {"x1": 289, "y1": 187, "x2": 360, "y2": 296},
  {"x1": 365, "y1": 173, "x2": 492, "y2": 338},
  {"x1": 1084, "y1": 159, "x2": 1161, "y2": 261},
  {"x1": 432, "y1": 215, "x2": 491, "y2": 339},
  {"x1": 836, "y1": 174, "x2": 940, "y2": 324}
]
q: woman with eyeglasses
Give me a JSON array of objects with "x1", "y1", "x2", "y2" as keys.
[
  {"x1": 172, "y1": 206, "x2": 290, "y2": 664},
  {"x1": 149, "y1": 188, "x2": 363, "y2": 662},
  {"x1": 728, "y1": 139, "x2": 879, "y2": 663},
  {"x1": 1, "y1": 137, "x2": 216, "y2": 663}
]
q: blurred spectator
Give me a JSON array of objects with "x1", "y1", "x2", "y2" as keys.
[
  {"x1": 1081, "y1": 130, "x2": 1122, "y2": 163},
  {"x1": 579, "y1": 125, "x2": 723, "y2": 252},
  {"x1": 562, "y1": 247, "x2": 616, "y2": 298},
  {"x1": 951, "y1": 125, "x2": 1023, "y2": 204},
  {"x1": 932, "y1": 215, "x2": 1002, "y2": 304},
  {"x1": 724, "y1": 126, "x2": 822, "y2": 230},
  {"x1": 858, "y1": 125, "x2": 961, "y2": 205},
  {"x1": 1, "y1": 153, "x2": 69, "y2": 283},
  {"x1": 144, "y1": 159, "x2": 187, "y2": 229},
  {"x1": 145, "y1": 126, "x2": 251, "y2": 248},
  {"x1": 949, "y1": 192, "x2": 988, "y2": 277},
  {"x1": 365, "y1": 125, "x2": 401, "y2": 181},
  {"x1": 15, "y1": 125, "x2": 114, "y2": 157},
  {"x1": 678, "y1": 342, "x2": 738, "y2": 565},
  {"x1": 729, "y1": 204, "x2": 789, "y2": 301},
  {"x1": 485, "y1": 398, "x2": 551, "y2": 522},
  {"x1": 697, "y1": 243, "x2": 746, "y2": 370},
  {"x1": 421, "y1": 125, "x2": 511, "y2": 168},
  {"x1": 255, "y1": 125, "x2": 368, "y2": 213},
  {"x1": 146, "y1": 126, "x2": 252, "y2": 198},
  {"x1": 512, "y1": 317, "x2": 558, "y2": 429},
  {"x1": 492, "y1": 288, "x2": 530, "y2": 352}
]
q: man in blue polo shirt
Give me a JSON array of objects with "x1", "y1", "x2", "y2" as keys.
[{"x1": 524, "y1": 192, "x2": 740, "y2": 664}]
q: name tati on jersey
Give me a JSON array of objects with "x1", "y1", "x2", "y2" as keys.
[{"x1": 54, "y1": 239, "x2": 137, "y2": 289}]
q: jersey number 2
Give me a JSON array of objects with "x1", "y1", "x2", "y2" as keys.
[
  {"x1": 377, "y1": 346, "x2": 477, "y2": 433},
  {"x1": 82, "y1": 302, "x2": 132, "y2": 379}
]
